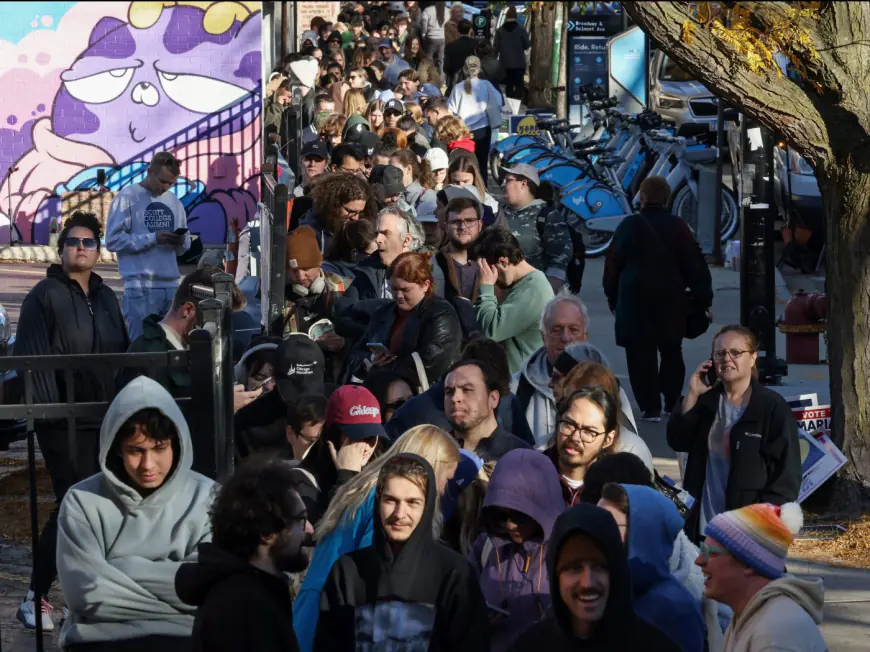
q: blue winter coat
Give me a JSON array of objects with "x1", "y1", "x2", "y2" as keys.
[
  {"x1": 293, "y1": 490, "x2": 376, "y2": 652},
  {"x1": 623, "y1": 484, "x2": 705, "y2": 652}
]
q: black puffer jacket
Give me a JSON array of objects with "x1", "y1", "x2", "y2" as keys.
[
  {"x1": 345, "y1": 296, "x2": 462, "y2": 387},
  {"x1": 13, "y1": 265, "x2": 128, "y2": 419},
  {"x1": 667, "y1": 377, "x2": 802, "y2": 543}
]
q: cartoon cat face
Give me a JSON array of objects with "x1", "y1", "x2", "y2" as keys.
[{"x1": 53, "y1": 6, "x2": 261, "y2": 164}]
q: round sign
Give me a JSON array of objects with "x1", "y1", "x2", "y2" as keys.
[
  {"x1": 517, "y1": 116, "x2": 538, "y2": 136},
  {"x1": 474, "y1": 15, "x2": 487, "y2": 27}
]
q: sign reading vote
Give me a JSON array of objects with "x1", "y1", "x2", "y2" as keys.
[
  {"x1": 143, "y1": 202, "x2": 176, "y2": 232},
  {"x1": 510, "y1": 115, "x2": 539, "y2": 135}
]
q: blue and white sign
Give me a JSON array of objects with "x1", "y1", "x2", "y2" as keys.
[{"x1": 608, "y1": 26, "x2": 648, "y2": 112}]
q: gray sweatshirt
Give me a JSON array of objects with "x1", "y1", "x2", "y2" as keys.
[
  {"x1": 420, "y1": 4, "x2": 448, "y2": 41},
  {"x1": 57, "y1": 376, "x2": 216, "y2": 648}
]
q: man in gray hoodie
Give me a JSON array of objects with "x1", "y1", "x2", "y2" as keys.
[{"x1": 56, "y1": 376, "x2": 216, "y2": 651}]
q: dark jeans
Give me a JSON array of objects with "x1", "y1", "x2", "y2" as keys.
[
  {"x1": 32, "y1": 427, "x2": 100, "y2": 599},
  {"x1": 424, "y1": 38, "x2": 445, "y2": 76},
  {"x1": 68, "y1": 635, "x2": 191, "y2": 651},
  {"x1": 472, "y1": 126, "x2": 492, "y2": 186},
  {"x1": 504, "y1": 68, "x2": 525, "y2": 101},
  {"x1": 624, "y1": 339, "x2": 686, "y2": 414}
]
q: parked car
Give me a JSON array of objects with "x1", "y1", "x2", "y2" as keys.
[
  {"x1": 772, "y1": 145, "x2": 824, "y2": 232},
  {"x1": 649, "y1": 51, "x2": 720, "y2": 137}
]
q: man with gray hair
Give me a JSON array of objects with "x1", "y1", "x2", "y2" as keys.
[
  {"x1": 343, "y1": 208, "x2": 422, "y2": 302},
  {"x1": 510, "y1": 291, "x2": 591, "y2": 448}
]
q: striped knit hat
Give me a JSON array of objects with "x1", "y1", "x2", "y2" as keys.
[{"x1": 704, "y1": 502, "x2": 804, "y2": 579}]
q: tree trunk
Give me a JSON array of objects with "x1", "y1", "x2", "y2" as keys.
[
  {"x1": 622, "y1": 0, "x2": 870, "y2": 503},
  {"x1": 821, "y1": 164, "x2": 870, "y2": 495},
  {"x1": 528, "y1": 2, "x2": 556, "y2": 109}
]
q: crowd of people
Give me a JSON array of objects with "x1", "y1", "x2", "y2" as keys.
[{"x1": 7, "y1": 2, "x2": 828, "y2": 652}]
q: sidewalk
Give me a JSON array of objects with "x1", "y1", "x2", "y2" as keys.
[{"x1": 581, "y1": 256, "x2": 868, "y2": 649}]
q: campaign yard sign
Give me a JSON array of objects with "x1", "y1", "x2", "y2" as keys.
[{"x1": 789, "y1": 395, "x2": 846, "y2": 502}]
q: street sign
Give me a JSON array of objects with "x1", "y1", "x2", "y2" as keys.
[{"x1": 473, "y1": 13, "x2": 487, "y2": 39}]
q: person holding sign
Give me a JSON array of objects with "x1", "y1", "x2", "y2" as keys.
[
  {"x1": 667, "y1": 325, "x2": 801, "y2": 544},
  {"x1": 106, "y1": 152, "x2": 191, "y2": 340}
]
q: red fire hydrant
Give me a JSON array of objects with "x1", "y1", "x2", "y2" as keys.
[{"x1": 779, "y1": 290, "x2": 827, "y2": 364}]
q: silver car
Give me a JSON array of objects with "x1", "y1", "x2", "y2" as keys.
[{"x1": 649, "y1": 51, "x2": 720, "y2": 136}]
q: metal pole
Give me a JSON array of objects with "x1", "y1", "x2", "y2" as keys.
[
  {"x1": 268, "y1": 184, "x2": 289, "y2": 336},
  {"x1": 713, "y1": 97, "x2": 725, "y2": 265},
  {"x1": 24, "y1": 370, "x2": 44, "y2": 651}
]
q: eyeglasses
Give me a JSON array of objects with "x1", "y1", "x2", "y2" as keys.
[
  {"x1": 712, "y1": 349, "x2": 752, "y2": 361},
  {"x1": 502, "y1": 176, "x2": 523, "y2": 186},
  {"x1": 385, "y1": 398, "x2": 408, "y2": 411},
  {"x1": 447, "y1": 217, "x2": 480, "y2": 230},
  {"x1": 65, "y1": 237, "x2": 98, "y2": 250},
  {"x1": 557, "y1": 419, "x2": 607, "y2": 443},
  {"x1": 699, "y1": 541, "x2": 729, "y2": 561},
  {"x1": 342, "y1": 204, "x2": 365, "y2": 217}
]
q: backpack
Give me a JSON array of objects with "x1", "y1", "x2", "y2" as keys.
[{"x1": 534, "y1": 205, "x2": 586, "y2": 294}]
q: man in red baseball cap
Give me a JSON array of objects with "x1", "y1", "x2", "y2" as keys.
[{"x1": 292, "y1": 385, "x2": 386, "y2": 522}]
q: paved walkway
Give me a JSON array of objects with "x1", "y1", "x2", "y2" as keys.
[{"x1": 580, "y1": 256, "x2": 868, "y2": 650}]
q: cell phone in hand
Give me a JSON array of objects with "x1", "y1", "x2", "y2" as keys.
[
  {"x1": 367, "y1": 342, "x2": 391, "y2": 357},
  {"x1": 173, "y1": 227, "x2": 189, "y2": 235},
  {"x1": 704, "y1": 359, "x2": 718, "y2": 387},
  {"x1": 250, "y1": 376, "x2": 272, "y2": 392}
]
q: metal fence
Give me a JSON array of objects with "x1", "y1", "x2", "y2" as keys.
[
  {"x1": 260, "y1": 146, "x2": 289, "y2": 337},
  {"x1": 0, "y1": 273, "x2": 235, "y2": 651}
]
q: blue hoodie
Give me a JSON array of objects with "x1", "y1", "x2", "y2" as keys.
[
  {"x1": 622, "y1": 484, "x2": 705, "y2": 652},
  {"x1": 293, "y1": 489, "x2": 376, "y2": 652}
]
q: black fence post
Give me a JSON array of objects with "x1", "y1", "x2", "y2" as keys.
[
  {"x1": 188, "y1": 310, "x2": 222, "y2": 479},
  {"x1": 267, "y1": 183, "x2": 288, "y2": 336}
]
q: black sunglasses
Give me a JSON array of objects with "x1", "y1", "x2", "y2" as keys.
[
  {"x1": 489, "y1": 508, "x2": 535, "y2": 528},
  {"x1": 385, "y1": 398, "x2": 408, "y2": 411},
  {"x1": 65, "y1": 236, "x2": 99, "y2": 250}
]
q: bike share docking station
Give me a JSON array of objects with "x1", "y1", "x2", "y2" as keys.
[{"x1": 735, "y1": 116, "x2": 788, "y2": 384}]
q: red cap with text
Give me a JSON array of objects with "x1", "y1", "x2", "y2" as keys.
[{"x1": 325, "y1": 385, "x2": 386, "y2": 441}]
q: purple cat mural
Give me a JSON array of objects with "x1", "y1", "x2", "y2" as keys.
[{"x1": 0, "y1": 2, "x2": 262, "y2": 245}]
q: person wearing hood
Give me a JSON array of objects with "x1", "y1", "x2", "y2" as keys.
[
  {"x1": 341, "y1": 114, "x2": 372, "y2": 147},
  {"x1": 472, "y1": 448, "x2": 566, "y2": 651},
  {"x1": 496, "y1": 163, "x2": 573, "y2": 292},
  {"x1": 551, "y1": 350, "x2": 654, "y2": 472},
  {"x1": 13, "y1": 211, "x2": 129, "y2": 631},
  {"x1": 597, "y1": 483, "x2": 705, "y2": 652},
  {"x1": 56, "y1": 377, "x2": 216, "y2": 650},
  {"x1": 175, "y1": 459, "x2": 312, "y2": 652},
  {"x1": 294, "y1": 425, "x2": 461, "y2": 652},
  {"x1": 314, "y1": 453, "x2": 490, "y2": 652},
  {"x1": 510, "y1": 293, "x2": 591, "y2": 448},
  {"x1": 494, "y1": 6, "x2": 530, "y2": 100},
  {"x1": 699, "y1": 502, "x2": 827, "y2": 652},
  {"x1": 234, "y1": 336, "x2": 327, "y2": 459},
  {"x1": 507, "y1": 504, "x2": 682, "y2": 652}
]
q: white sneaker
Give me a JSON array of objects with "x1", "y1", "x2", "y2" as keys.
[{"x1": 16, "y1": 598, "x2": 55, "y2": 631}]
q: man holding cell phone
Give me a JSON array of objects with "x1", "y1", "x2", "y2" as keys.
[{"x1": 107, "y1": 151, "x2": 191, "y2": 340}]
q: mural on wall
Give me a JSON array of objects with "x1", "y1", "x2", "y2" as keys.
[{"x1": 0, "y1": 1, "x2": 262, "y2": 245}]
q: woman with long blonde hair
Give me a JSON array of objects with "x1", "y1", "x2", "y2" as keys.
[
  {"x1": 293, "y1": 425, "x2": 461, "y2": 652},
  {"x1": 364, "y1": 98, "x2": 386, "y2": 135},
  {"x1": 342, "y1": 88, "x2": 367, "y2": 117}
]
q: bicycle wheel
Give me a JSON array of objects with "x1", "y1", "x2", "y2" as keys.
[
  {"x1": 672, "y1": 183, "x2": 739, "y2": 242},
  {"x1": 489, "y1": 149, "x2": 505, "y2": 186},
  {"x1": 580, "y1": 220, "x2": 614, "y2": 257}
]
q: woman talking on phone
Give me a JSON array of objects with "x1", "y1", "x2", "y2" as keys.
[
  {"x1": 346, "y1": 252, "x2": 462, "y2": 388},
  {"x1": 667, "y1": 324, "x2": 801, "y2": 543}
]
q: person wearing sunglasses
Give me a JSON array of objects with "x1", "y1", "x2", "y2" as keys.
[
  {"x1": 13, "y1": 210, "x2": 130, "y2": 631},
  {"x1": 362, "y1": 369, "x2": 416, "y2": 424},
  {"x1": 286, "y1": 395, "x2": 327, "y2": 462},
  {"x1": 696, "y1": 502, "x2": 826, "y2": 652},
  {"x1": 472, "y1": 448, "x2": 565, "y2": 651},
  {"x1": 596, "y1": 483, "x2": 705, "y2": 652},
  {"x1": 668, "y1": 324, "x2": 801, "y2": 544}
]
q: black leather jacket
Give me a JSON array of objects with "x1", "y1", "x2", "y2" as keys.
[{"x1": 346, "y1": 296, "x2": 462, "y2": 387}]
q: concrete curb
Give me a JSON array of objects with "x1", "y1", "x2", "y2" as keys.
[{"x1": 0, "y1": 246, "x2": 116, "y2": 264}]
